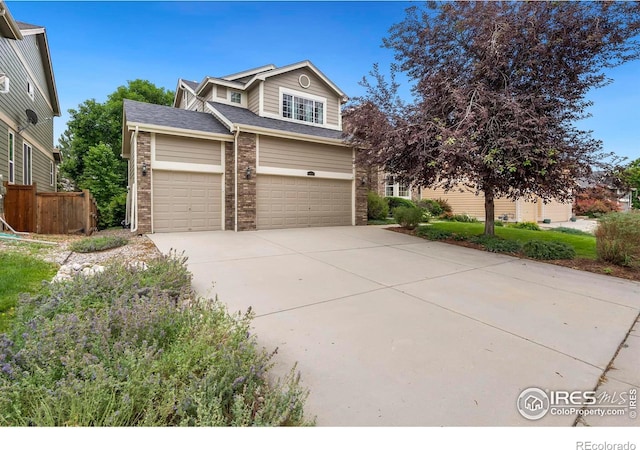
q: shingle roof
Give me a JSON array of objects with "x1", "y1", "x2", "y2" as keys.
[
  {"x1": 124, "y1": 99, "x2": 231, "y2": 135},
  {"x1": 208, "y1": 101, "x2": 343, "y2": 140},
  {"x1": 16, "y1": 21, "x2": 43, "y2": 30},
  {"x1": 181, "y1": 79, "x2": 199, "y2": 91}
]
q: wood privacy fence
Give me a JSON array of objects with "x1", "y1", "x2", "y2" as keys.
[{"x1": 2, "y1": 182, "x2": 98, "y2": 235}]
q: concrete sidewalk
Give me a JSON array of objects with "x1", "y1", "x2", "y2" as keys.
[{"x1": 150, "y1": 226, "x2": 640, "y2": 426}]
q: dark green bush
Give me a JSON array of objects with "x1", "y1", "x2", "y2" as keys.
[
  {"x1": 387, "y1": 197, "x2": 416, "y2": 212},
  {"x1": 595, "y1": 211, "x2": 640, "y2": 267},
  {"x1": 549, "y1": 227, "x2": 592, "y2": 236},
  {"x1": 522, "y1": 240, "x2": 576, "y2": 260},
  {"x1": 393, "y1": 206, "x2": 423, "y2": 230},
  {"x1": 495, "y1": 221, "x2": 505, "y2": 227},
  {"x1": 417, "y1": 199, "x2": 443, "y2": 217},
  {"x1": 510, "y1": 221, "x2": 541, "y2": 231},
  {"x1": 0, "y1": 254, "x2": 311, "y2": 426},
  {"x1": 69, "y1": 235, "x2": 129, "y2": 253},
  {"x1": 470, "y1": 235, "x2": 522, "y2": 253},
  {"x1": 416, "y1": 226, "x2": 453, "y2": 240},
  {"x1": 367, "y1": 191, "x2": 389, "y2": 220}
]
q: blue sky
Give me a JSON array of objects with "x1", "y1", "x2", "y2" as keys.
[{"x1": 6, "y1": 1, "x2": 640, "y2": 162}]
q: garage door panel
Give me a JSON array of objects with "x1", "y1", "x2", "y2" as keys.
[
  {"x1": 153, "y1": 170, "x2": 222, "y2": 232},
  {"x1": 257, "y1": 175, "x2": 352, "y2": 230}
]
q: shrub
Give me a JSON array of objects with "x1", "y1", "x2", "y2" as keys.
[
  {"x1": 0, "y1": 254, "x2": 310, "y2": 426},
  {"x1": 448, "y1": 214, "x2": 479, "y2": 223},
  {"x1": 522, "y1": 240, "x2": 576, "y2": 260},
  {"x1": 386, "y1": 197, "x2": 416, "y2": 211},
  {"x1": 510, "y1": 221, "x2": 541, "y2": 231},
  {"x1": 367, "y1": 191, "x2": 389, "y2": 220},
  {"x1": 393, "y1": 206, "x2": 423, "y2": 230},
  {"x1": 495, "y1": 221, "x2": 505, "y2": 227},
  {"x1": 595, "y1": 211, "x2": 640, "y2": 267},
  {"x1": 435, "y1": 198, "x2": 452, "y2": 214},
  {"x1": 574, "y1": 186, "x2": 620, "y2": 218},
  {"x1": 549, "y1": 227, "x2": 592, "y2": 236},
  {"x1": 417, "y1": 199, "x2": 443, "y2": 217},
  {"x1": 470, "y1": 235, "x2": 522, "y2": 253},
  {"x1": 107, "y1": 192, "x2": 128, "y2": 228},
  {"x1": 69, "y1": 235, "x2": 129, "y2": 253},
  {"x1": 416, "y1": 226, "x2": 453, "y2": 240}
]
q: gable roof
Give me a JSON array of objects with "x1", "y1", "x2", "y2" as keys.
[
  {"x1": 181, "y1": 79, "x2": 199, "y2": 91},
  {"x1": 221, "y1": 64, "x2": 277, "y2": 81},
  {"x1": 244, "y1": 60, "x2": 348, "y2": 103},
  {"x1": 16, "y1": 21, "x2": 44, "y2": 33},
  {"x1": 207, "y1": 101, "x2": 343, "y2": 141},
  {"x1": 0, "y1": 1, "x2": 22, "y2": 40}
]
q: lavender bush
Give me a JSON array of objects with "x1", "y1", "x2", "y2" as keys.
[{"x1": 0, "y1": 252, "x2": 311, "y2": 426}]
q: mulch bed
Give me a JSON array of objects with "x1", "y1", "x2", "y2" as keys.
[{"x1": 387, "y1": 226, "x2": 640, "y2": 283}]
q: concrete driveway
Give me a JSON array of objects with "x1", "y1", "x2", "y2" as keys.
[{"x1": 150, "y1": 226, "x2": 640, "y2": 426}]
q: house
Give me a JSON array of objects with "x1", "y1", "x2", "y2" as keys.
[
  {"x1": 122, "y1": 61, "x2": 367, "y2": 233},
  {"x1": 0, "y1": 1, "x2": 60, "y2": 199},
  {"x1": 370, "y1": 171, "x2": 573, "y2": 223}
]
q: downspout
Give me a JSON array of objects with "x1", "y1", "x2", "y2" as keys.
[
  {"x1": 131, "y1": 126, "x2": 139, "y2": 233},
  {"x1": 234, "y1": 125, "x2": 240, "y2": 232}
]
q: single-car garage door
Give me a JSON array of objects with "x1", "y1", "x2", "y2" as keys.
[
  {"x1": 257, "y1": 175, "x2": 352, "y2": 229},
  {"x1": 153, "y1": 170, "x2": 222, "y2": 232}
]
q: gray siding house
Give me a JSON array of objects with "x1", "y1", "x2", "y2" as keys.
[
  {"x1": 0, "y1": 1, "x2": 60, "y2": 193},
  {"x1": 123, "y1": 61, "x2": 367, "y2": 233}
]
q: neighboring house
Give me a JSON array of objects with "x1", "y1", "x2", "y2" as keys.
[
  {"x1": 369, "y1": 171, "x2": 573, "y2": 223},
  {"x1": 0, "y1": 1, "x2": 60, "y2": 196},
  {"x1": 122, "y1": 61, "x2": 367, "y2": 233}
]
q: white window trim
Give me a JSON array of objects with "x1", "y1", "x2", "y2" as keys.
[
  {"x1": 385, "y1": 177, "x2": 411, "y2": 199},
  {"x1": 279, "y1": 87, "x2": 327, "y2": 126},
  {"x1": 23, "y1": 141, "x2": 32, "y2": 185},
  {"x1": 8, "y1": 131, "x2": 15, "y2": 184},
  {"x1": 230, "y1": 91, "x2": 242, "y2": 104},
  {"x1": 27, "y1": 80, "x2": 35, "y2": 101},
  {"x1": 50, "y1": 160, "x2": 54, "y2": 186}
]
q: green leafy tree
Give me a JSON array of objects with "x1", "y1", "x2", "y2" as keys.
[
  {"x1": 59, "y1": 80, "x2": 174, "y2": 226},
  {"x1": 622, "y1": 158, "x2": 640, "y2": 209},
  {"x1": 78, "y1": 143, "x2": 126, "y2": 228},
  {"x1": 344, "y1": 2, "x2": 640, "y2": 235}
]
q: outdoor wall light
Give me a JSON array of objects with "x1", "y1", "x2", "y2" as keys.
[
  {"x1": 361, "y1": 176, "x2": 368, "y2": 186},
  {"x1": 142, "y1": 161, "x2": 148, "y2": 176},
  {"x1": 246, "y1": 167, "x2": 252, "y2": 179}
]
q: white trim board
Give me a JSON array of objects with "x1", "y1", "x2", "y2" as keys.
[{"x1": 257, "y1": 166, "x2": 353, "y2": 181}]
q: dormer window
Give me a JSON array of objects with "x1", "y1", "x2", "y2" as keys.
[
  {"x1": 230, "y1": 92, "x2": 242, "y2": 104},
  {"x1": 281, "y1": 89, "x2": 325, "y2": 125}
]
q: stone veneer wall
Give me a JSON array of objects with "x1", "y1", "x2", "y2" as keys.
[
  {"x1": 236, "y1": 133, "x2": 257, "y2": 231},
  {"x1": 135, "y1": 131, "x2": 152, "y2": 234},
  {"x1": 224, "y1": 141, "x2": 234, "y2": 230},
  {"x1": 355, "y1": 162, "x2": 368, "y2": 226}
]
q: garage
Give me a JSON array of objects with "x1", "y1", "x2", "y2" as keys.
[
  {"x1": 153, "y1": 170, "x2": 222, "y2": 232},
  {"x1": 257, "y1": 175, "x2": 352, "y2": 229}
]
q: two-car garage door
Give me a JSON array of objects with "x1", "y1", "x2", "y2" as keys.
[{"x1": 257, "y1": 175, "x2": 352, "y2": 229}]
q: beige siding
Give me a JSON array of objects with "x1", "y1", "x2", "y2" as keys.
[
  {"x1": 519, "y1": 199, "x2": 538, "y2": 222},
  {"x1": 420, "y1": 186, "x2": 516, "y2": 221},
  {"x1": 216, "y1": 85, "x2": 226, "y2": 99},
  {"x1": 247, "y1": 85, "x2": 259, "y2": 114},
  {"x1": 259, "y1": 136, "x2": 351, "y2": 174},
  {"x1": 539, "y1": 199, "x2": 573, "y2": 222},
  {"x1": 155, "y1": 134, "x2": 222, "y2": 165},
  {"x1": 263, "y1": 68, "x2": 340, "y2": 127},
  {"x1": 153, "y1": 170, "x2": 222, "y2": 232},
  {"x1": 257, "y1": 175, "x2": 352, "y2": 229}
]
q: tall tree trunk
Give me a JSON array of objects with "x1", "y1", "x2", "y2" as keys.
[{"x1": 484, "y1": 186, "x2": 495, "y2": 236}]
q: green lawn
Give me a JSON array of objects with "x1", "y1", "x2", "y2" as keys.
[
  {"x1": 427, "y1": 221, "x2": 597, "y2": 259},
  {"x1": 0, "y1": 252, "x2": 58, "y2": 332}
]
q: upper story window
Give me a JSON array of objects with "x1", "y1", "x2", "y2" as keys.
[
  {"x1": 27, "y1": 80, "x2": 34, "y2": 101},
  {"x1": 281, "y1": 89, "x2": 325, "y2": 125},
  {"x1": 230, "y1": 92, "x2": 241, "y2": 104}
]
